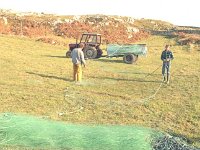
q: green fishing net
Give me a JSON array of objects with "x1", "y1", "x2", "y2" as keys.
[{"x1": 0, "y1": 113, "x2": 198, "y2": 150}]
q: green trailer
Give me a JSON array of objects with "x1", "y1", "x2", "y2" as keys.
[{"x1": 106, "y1": 44, "x2": 147, "y2": 64}]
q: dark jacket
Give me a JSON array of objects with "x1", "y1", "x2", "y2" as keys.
[{"x1": 161, "y1": 50, "x2": 174, "y2": 61}]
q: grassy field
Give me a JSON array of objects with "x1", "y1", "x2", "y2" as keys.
[{"x1": 0, "y1": 34, "x2": 199, "y2": 147}]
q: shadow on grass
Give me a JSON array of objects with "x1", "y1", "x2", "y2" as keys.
[
  {"x1": 93, "y1": 58, "x2": 124, "y2": 64},
  {"x1": 117, "y1": 71, "x2": 197, "y2": 78},
  {"x1": 88, "y1": 76, "x2": 162, "y2": 83},
  {"x1": 26, "y1": 72, "x2": 72, "y2": 82},
  {"x1": 42, "y1": 55, "x2": 67, "y2": 58},
  {"x1": 118, "y1": 71, "x2": 160, "y2": 76}
]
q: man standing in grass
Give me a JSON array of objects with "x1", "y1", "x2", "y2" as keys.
[
  {"x1": 161, "y1": 45, "x2": 174, "y2": 84},
  {"x1": 71, "y1": 43, "x2": 86, "y2": 82}
]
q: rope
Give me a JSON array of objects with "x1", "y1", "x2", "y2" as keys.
[
  {"x1": 130, "y1": 64, "x2": 164, "y2": 104},
  {"x1": 132, "y1": 61, "x2": 175, "y2": 104},
  {"x1": 63, "y1": 62, "x2": 172, "y2": 111},
  {"x1": 132, "y1": 81, "x2": 164, "y2": 104},
  {"x1": 58, "y1": 107, "x2": 84, "y2": 116},
  {"x1": 63, "y1": 65, "x2": 165, "y2": 109},
  {"x1": 143, "y1": 65, "x2": 162, "y2": 78},
  {"x1": 58, "y1": 88, "x2": 85, "y2": 115}
]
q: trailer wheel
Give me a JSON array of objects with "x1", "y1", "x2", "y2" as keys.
[
  {"x1": 66, "y1": 51, "x2": 71, "y2": 58},
  {"x1": 123, "y1": 54, "x2": 138, "y2": 64},
  {"x1": 84, "y1": 47, "x2": 97, "y2": 59}
]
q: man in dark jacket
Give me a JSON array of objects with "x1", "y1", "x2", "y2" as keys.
[{"x1": 161, "y1": 45, "x2": 174, "y2": 84}]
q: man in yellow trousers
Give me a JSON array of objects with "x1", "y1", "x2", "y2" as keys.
[{"x1": 71, "y1": 43, "x2": 86, "y2": 82}]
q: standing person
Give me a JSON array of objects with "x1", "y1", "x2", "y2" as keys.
[
  {"x1": 71, "y1": 43, "x2": 86, "y2": 82},
  {"x1": 161, "y1": 45, "x2": 174, "y2": 84}
]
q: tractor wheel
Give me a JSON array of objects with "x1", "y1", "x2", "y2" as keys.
[
  {"x1": 66, "y1": 51, "x2": 71, "y2": 58},
  {"x1": 96, "y1": 49, "x2": 103, "y2": 58},
  {"x1": 123, "y1": 54, "x2": 138, "y2": 64},
  {"x1": 84, "y1": 47, "x2": 97, "y2": 59}
]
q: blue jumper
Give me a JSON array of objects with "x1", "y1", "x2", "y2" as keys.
[{"x1": 161, "y1": 50, "x2": 174, "y2": 79}]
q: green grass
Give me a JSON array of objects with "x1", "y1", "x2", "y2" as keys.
[{"x1": 0, "y1": 34, "x2": 199, "y2": 147}]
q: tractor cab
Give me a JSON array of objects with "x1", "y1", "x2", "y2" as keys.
[{"x1": 66, "y1": 33, "x2": 103, "y2": 59}]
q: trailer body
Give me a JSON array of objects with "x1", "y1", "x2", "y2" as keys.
[{"x1": 106, "y1": 44, "x2": 147, "y2": 64}]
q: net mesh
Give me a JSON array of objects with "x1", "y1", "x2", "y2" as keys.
[
  {"x1": 0, "y1": 113, "x2": 161, "y2": 149},
  {"x1": 0, "y1": 113, "x2": 198, "y2": 150}
]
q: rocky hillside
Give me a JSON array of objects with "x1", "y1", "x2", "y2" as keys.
[{"x1": 0, "y1": 9, "x2": 200, "y2": 45}]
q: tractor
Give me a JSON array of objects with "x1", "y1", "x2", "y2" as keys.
[{"x1": 66, "y1": 33, "x2": 103, "y2": 59}]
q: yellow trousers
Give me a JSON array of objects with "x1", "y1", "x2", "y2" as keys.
[{"x1": 73, "y1": 64, "x2": 82, "y2": 82}]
